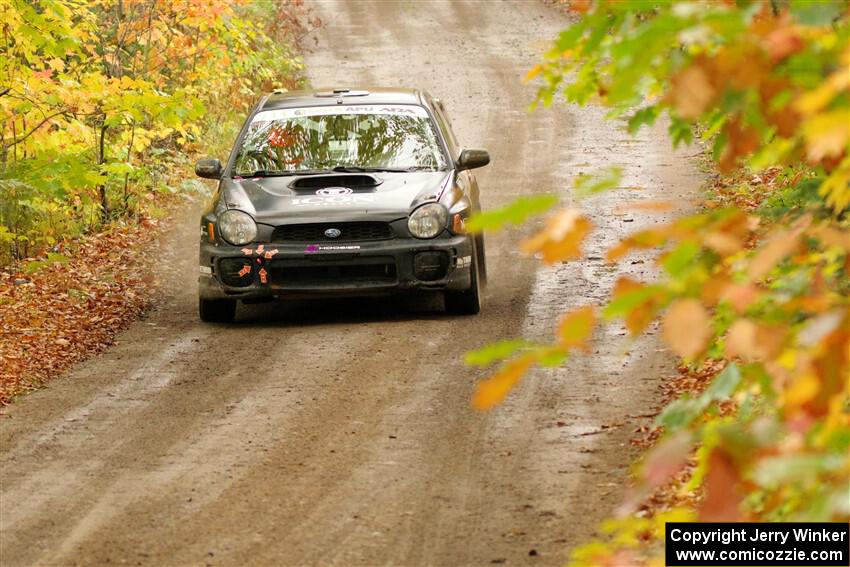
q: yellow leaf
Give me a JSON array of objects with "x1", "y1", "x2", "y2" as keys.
[
  {"x1": 783, "y1": 373, "x2": 820, "y2": 411},
  {"x1": 817, "y1": 156, "x2": 850, "y2": 212},
  {"x1": 521, "y1": 209, "x2": 592, "y2": 264},
  {"x1": 472, "y1": 356, "x2": 535, "y2": 411},
  {"x1": 662, "y1": 299, "x2": 712, "y2": 359},
  {"x1": 557, "y1": 306, "x2": 596, "y2": 352},
  {"x1": 794, "y1": 66, "x2": 850, "y2": 116},
  {"x1": 47, "y1": 57, "x2": 65, "y2": 72},
  {"x1": 802, "y1": 109, "x2": 850, "y2": 162}
]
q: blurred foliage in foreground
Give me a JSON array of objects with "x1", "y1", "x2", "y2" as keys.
[
  {"x1": 470, "y1": 0, "x2": 849, "y2": 563},
  {"x1": 0, "y1": 0, "x2": 309, "y2": 268}
]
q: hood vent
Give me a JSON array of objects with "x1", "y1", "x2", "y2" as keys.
[{"x1": 289, "y1": 174, "x2": 382, "y2": 192}]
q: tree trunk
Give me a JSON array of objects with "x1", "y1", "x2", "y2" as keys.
[{"x1": 97, "y1": 121, "x2": 109, "y2": 223}]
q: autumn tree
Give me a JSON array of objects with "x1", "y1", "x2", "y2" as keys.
[
  {"x1": 0, "y1": 0, "x2": 305, "y2": 265},
  {"x1": 469, "y1": 1, "x2": 849, "y2": 563}
]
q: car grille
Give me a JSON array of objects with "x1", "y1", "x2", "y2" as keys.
[
  {"x1": 270, "y1": 257, "x2": 397, "y2": 288},
  {"x1": 271, "y1": 222, "x2": 393, "y2": 243}
]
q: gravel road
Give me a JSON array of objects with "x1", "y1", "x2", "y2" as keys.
[{"x1": 0, "y1": 1, "x2": 702, "y2": 565}]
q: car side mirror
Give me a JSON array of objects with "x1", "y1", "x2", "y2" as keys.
[
  {"x1": 195, "y1": 158, "x2": 223, "y2": 179},
  {"x1": 457, "y1": 149, "x2": 490, "y2": 171}
]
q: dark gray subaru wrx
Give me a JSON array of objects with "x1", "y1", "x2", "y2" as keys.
[{"x1": 195, "y1": 88, "x2": 490, "y2": 322}]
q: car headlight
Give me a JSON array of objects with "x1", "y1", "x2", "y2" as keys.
[
  {"x1": 218, "y1": 209, "x2": 257, "y2": 246},
  {"x1": 408, "y1": 203, "x2": 448, "y2": 239}
]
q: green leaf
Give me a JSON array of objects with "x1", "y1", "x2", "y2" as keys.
[
  {"x1": 662, "y1": 240, "x2": 700, "y2": 278},
  {"x1": 753, "y1": 454, "x2": 848, "y2": 487},
  {"x1": 573, "y1": 167, "x2": 622, "y2": 198},
  {"x1": 537, "y1": 347, "x2": 568, "y2": 367},
  {"x1": 627, "y1": 106, "x2": 660, "y2": 135},
  {"x1": 46, "y1": 252, "x2": 69, "y2": 264},
  {"x1": 668, "y1": 117, "x2": 694, "y2": 147},
  {"x1": 603, "y1": 284, "x2": 664, "y2": 319},
  {"x1": 464, "y1": 339, "x2": 534, "y2": 367},
  {"x1": 659, "y1": 397, "x2": 703, "y2": 431},
  {"x1": 704, "y1": 363, "x2": 741, "y2": 399},
  {"x1": 465, "y1": 195, "x2": 558, "y2": 232},
  {"x1": 790, "y1": 0, "x2": 844, "y2": 25}
]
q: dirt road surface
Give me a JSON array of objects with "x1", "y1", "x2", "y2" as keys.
[{"x1": 0, "y1": 2, "x2": 702, "y2": 565}]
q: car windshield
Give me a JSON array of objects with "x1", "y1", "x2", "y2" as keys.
[{"x1": 232, "y1": 105, "x2": 448, "y2": 176}]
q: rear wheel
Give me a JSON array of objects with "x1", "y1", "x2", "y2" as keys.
[
  {"x1": 445, "y1": 241, "x2": 482, "y2": 315},
  {"x1": 199, "y1": 297, "x2": 236, "y2": 323}
]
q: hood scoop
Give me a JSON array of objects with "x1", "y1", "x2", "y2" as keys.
[{"x1": 289, "y1": 173, "x2": 382, "y2": 193}]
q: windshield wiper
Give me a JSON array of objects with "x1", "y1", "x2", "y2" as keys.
[
  {"x1": 332, "y1": 166, "x2": 415, "y2": 173},
  {"x1": 236, "y1": 169, "x2": 332, "y2": 178}
]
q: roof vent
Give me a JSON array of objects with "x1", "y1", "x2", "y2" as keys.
[{"x1": 315, "y1": 89, "x2": 370, "y2": 98}]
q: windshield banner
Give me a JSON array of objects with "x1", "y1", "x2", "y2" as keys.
[{"x1": 253, "y1": 105, "x2": 430, "y2": 123}]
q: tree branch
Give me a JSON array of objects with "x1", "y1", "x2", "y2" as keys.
[{"x1": 2, "y1": 110, "x2": 67, "y2": 150}]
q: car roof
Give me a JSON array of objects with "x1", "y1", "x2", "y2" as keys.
[{"x1": 260, "y1": 87, "x2": 427, "y2": 111}]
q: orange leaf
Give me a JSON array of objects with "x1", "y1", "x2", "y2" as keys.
[
  {"x1": 747, "y1": 230, "x2": 801, "y2": 280},
  {"x1": 644, "y1": 431, "x2": 692, "y2": 488},
  {"x1": 669, "y1": 64, "x2": 716, "y2": 120},
  {"x1": 765, "y1": 25, "x2": 804, "y2": 63},
  {"x1": 612, "y1": 276, "x2": 662, "y2": 335},
  {"x1": 725, "y1": 319, "x2": 758, "y2": 361},
  {"x1": 557, "y1": 306, "x2": 596, "y2": 352},
  {"x1": 720, "y1": 283, "x2": 761, "y2": 314},
  {"x1": 725, "y1": 319, "x2": 788, "y2": 361},
  {"x1": 606, "y1": 241, "x2": 632, "y2": 263},
  {"x1": 521, "y1": 209, "x2": 592, "y2": 264},
  {"x1": 700, "y1": 273, "x2": 730, "y2": 306},
  {"x1": 808, "y1": 224, "x2": 850, "y2": 252},
  {"x1": 699, "y1": 449, "x2": 744, "y2": 522},
  {"x1": 703, "y1": 210, "x2": 752, "y2": 256},
  {"x1": 703, "y1": 231, "x2": 743, "y2": 256},
  {"x1": 606, "y1": 226, "x2": 673, "y2": 262},
  {"x1": 719, "y1": 117, "x2": 760, "y2": 172},
  {"x1": 472, "y1": 356, "x2": 535, "y2": 411},
  {"x1": 616, "y1": 200, "x2": 676, "y2": 214},
  {"x1": 662, "y1": 299, "x2": 712, "y2": 359},
  {"x1": 524, "y1": 64, "x2": 544, "y2": 84},
  {"x1": 569, "y1": 0, "x2": 592, "y2": 13}
]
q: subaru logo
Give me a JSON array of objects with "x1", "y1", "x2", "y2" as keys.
[
  {"x1": 324, "y1": 228, "x2": 342, "y2": 238},
  {"x1": 316, "y1": 187, "x2": 353, "y2": 196}
]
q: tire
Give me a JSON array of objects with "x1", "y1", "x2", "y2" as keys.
[
  {"x1": 445, "y1": 241, "x2": 482, "y2": 315},
  {"x1": 475, "y1": 233, "x2": 487, "y2": 287},
  {"x1": 199, "y1": 297, "x2": 236, "y2": 323}
]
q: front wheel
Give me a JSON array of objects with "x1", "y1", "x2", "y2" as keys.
[
  {"x1": 445, "y1": 243, "x2": 482, "y2": 315},
  {"x1": 199, "y1": 297, "x2": 236, "y2": 323}
]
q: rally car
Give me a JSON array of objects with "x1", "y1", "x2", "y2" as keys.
[{"x1": 195, "y1": 87, "x2": 490, "y2": 323}]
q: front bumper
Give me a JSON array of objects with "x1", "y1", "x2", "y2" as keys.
[{"x1": 198, "y1": 234, "x2": 474, "y2": 300}]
